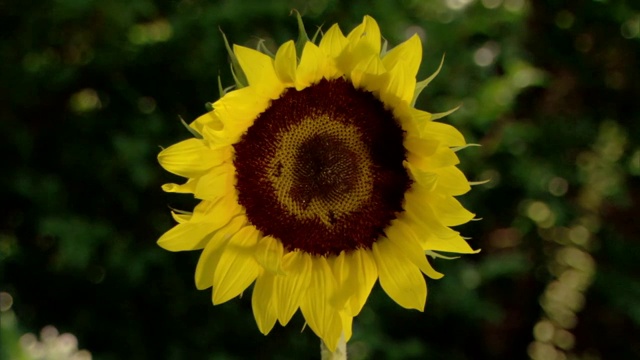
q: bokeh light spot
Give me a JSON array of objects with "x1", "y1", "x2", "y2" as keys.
[
  {"x1": 0, "y1": 292, "x2": 13, "y2": 312},
  {"x1": 70, "y1": 89, "x2": 102, "y2": 113},
  {"x1": 555, "y1": 11, "x2": 575, "y2": 29}
]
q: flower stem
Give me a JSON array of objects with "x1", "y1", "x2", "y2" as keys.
[{"x1": 320, "y1": 334, "x2": 347, "y2": 360}]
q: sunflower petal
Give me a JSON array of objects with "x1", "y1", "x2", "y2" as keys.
[
  {"x1": 373, "y1": 238, "x2": 427, "y2": 311},
  {"x1": 252, "y1": 271, "x2": 278, "y2": 334},
  {"x1": 425, "y1": 233, "x2": 479, "y2": 254},
  {"x1": 233, "y1": 45, "x2": 284, "y2": 99},
  {"x1": 420, "y1": 119, "x2": 466, "y2": 147},
  {"x1": 162, "y1": 179, "x2": 197, "y2": 194},
  {"x1": 191, "y1": 111, "x2": 223, "y2": 134},
  {"x1": 274, "y1": 40, "x2": 297, "y2": 85},
  {"x1": 158, "y1": 138, "x2": 229, "y2": 177},
  {"x1": 404, "y1": 197, "x2": 460, "y2": 240},
  {"x1": 170, "y1": 210, "x2": 191, "y2": 224},
  {"x1": 274, "y1": 251, "x2": 312, "y2": 325},
  {"x1": 212, "y1": 226, "x2": 261, "y2": 304},
  {"x1": 427, "y1": 193, "x2": 475, "y2": 226},
  {"x1": 254, "y1": 235, "x2": 285, "y2": 274},
  {"x1": 329, "y1": 251, "x2": 349, "y2": 309},
  {"x1": 296, "y1": 42, "x2": 329, "y2": 90},
  {"x1": 213, "y1": 86, "x2": 267, "y2": 125},
  {"x1": 383, "y1": 61, "x2": 416, "y2": 106},
  {"x1": 189, "y1": 194, "x2": 242, "y2": 228},
  {"x1": 384, "y1": 221, "x2": 444, "y2": 279},
  {"x1": 319, "y1": 24, "x2": 348, "y2": 60},
  {"x1": 382, "y1": 34, "x2": 422, "y2": 79},
  {"x1": 410, "y1": 145, "x2": 460, "y2": 170},
  {"x1": 194, "y1": 216, "x2": 246, "y2": 289},
  {"x1": 157, "y1": 222, "x2": 215, "y2": 252},
  {"x1": 347, "y1": 15, "x2": 381, "y2": 57},
  {"x1": 300, "y1": 257, "x2": 343, "y2": 352},
  {"x1": 434, "y1": 166, "x2": 471, "y2": 196},
  {"x1": 345, "y1": 250, "x2": 377, "y2": 316},
  {"x1": 194, "y1": 163, "x2": 235, "y2": 200},
  {"x1": 350, "y1": 54, "x2": 387, "y2": 92}
]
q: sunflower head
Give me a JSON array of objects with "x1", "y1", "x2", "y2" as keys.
[{"x1": 157, "y1": 14, "x2": 478, "y2": 351}]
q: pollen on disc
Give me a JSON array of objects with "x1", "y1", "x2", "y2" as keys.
[{"x1": 233, "y1": 78, "x2": 410, "y2": 256}]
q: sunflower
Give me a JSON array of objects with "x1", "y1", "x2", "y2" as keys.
[{"x1": 157, "y1": 15, "x2": 478, "y2": 351}]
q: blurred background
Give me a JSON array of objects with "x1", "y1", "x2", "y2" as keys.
[{"x1": 2, "y1": 0, "x2": 640, "y2": 359}]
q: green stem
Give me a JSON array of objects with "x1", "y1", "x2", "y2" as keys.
[{"x1": 320, "y1": 334, "x2": 347, "y2": 360}]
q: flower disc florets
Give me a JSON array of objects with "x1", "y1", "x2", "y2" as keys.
[{"x1": 234, "y1": 77, "x2": 411, "y2": 256}]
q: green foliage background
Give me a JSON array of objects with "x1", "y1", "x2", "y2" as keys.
[{"x1": 2, "y1": 0, "x2": 640, "y2": 359}]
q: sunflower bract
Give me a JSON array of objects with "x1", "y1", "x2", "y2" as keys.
[{"x1": 157, "y1": 15, "x2": 478, "y2": 351}]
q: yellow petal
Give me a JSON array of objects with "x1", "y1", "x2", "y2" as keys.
[
  {"x1": 382, "y1": 61, "x2": 416, "y2": 106},
  {"x1": 252, "y1": 271, "x2": 278, "y2": 335},
  {"x1": 194, "y1": 163, "x2": 235, "y2": 200},
  {"x1": 433, "y1": 166, "x2": 471, "y2": 196},
  {"x1": 233, "y1": 45, "x2": 284, "y2": 99},
  {"x1": 372, "y1": 238, "x2": 427, "y2": 311},
  {"x1": 346, "y1": 15, "x2": 381, "y2": 57},
  {"x1": 161, "y1": 178, "x2": 197, "y2": 194},
  {"x1": 157, "y1": 222, "x2": 215, "y2": 252},
  {"x1": 382, "y1": 34, "x2": 422, "y2": 79},
  {"x1": 158, "y1": 138, "x2": 230, "y2": 178},
  {"x1": 419, "y1": 118, "x2": 466, "y2": 147},
  {"x1": 328, "y1": 251, "x2": 350, "y2": 310},
  {"x1": 213, "y1": 86, "x2": 267, "y2": 126},
  {"x1": 299, "y1": 257, "x2": 343, "y2": 352},
  {"x1": 427, "y1": 192, "x2": 475, "y2": 226},
  {"x1": 295, "y1": 42, "x2": 329, "y2": 90},
  {"x1": 404, "y1": 136, "x2": 439, "y2": 157},
  {"x1": 182, "y1": 196, "x2": 242, "y2": 244},
  {"x1": 384, "y1": 221, "x2": 444, "y2": 279},
  {"x1": 403, "y1": 208, "x2": 478, "y2": 254},
  {"x1": 404, "y1": 194, "x2": 460, "y2": 240},
  {"x1": 337, "y1": 16, "x2": 382, "y2": 75},
  {"x1": 345, "y1": 249, "x2": 378, "y2": 316},
  {"x1": 170, "y1": 210, "x2": 191, "y2": 224},
  {"x1": 274, "y1": 251, "x2": 312, "y2": 325},
  {"x1": 274, "y1": 40, "x2": 297, "y2": 85},
  {"x1": 424, "y1": 233, "x2": 479, "y2": 254},
  {"x1": 406, "y1": 161, "x2": 438, "y2": 191},
  {"x1": 350, "y1": 54, "x2": 387, "y2": 92},
  {"x1": 254, "y1": 235, "x2": 284, "y2": 274},
  {"x1": 409, "y1": 145, "x2": 460, "y2": 171},
  {"x1": 212, "y1": 226, "x2": 261, "y2": 304},
  {"x1": 319, "y1": 24, "x2": 348, "y2": 60},
  {"x1": 194, "y1": 216, "x2": 246, "y2": 290},
  {"x1": 190, "y1": 111, "x2": 223, "y2": 134}
]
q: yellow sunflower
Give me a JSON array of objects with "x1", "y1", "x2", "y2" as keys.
[{"x1": 157, "y1": 15, "x2": 478, "y2": 351}]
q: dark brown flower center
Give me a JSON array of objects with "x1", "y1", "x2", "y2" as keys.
[{"x1": 233, "y1": 78, "x2": 410, "y2": 256}]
